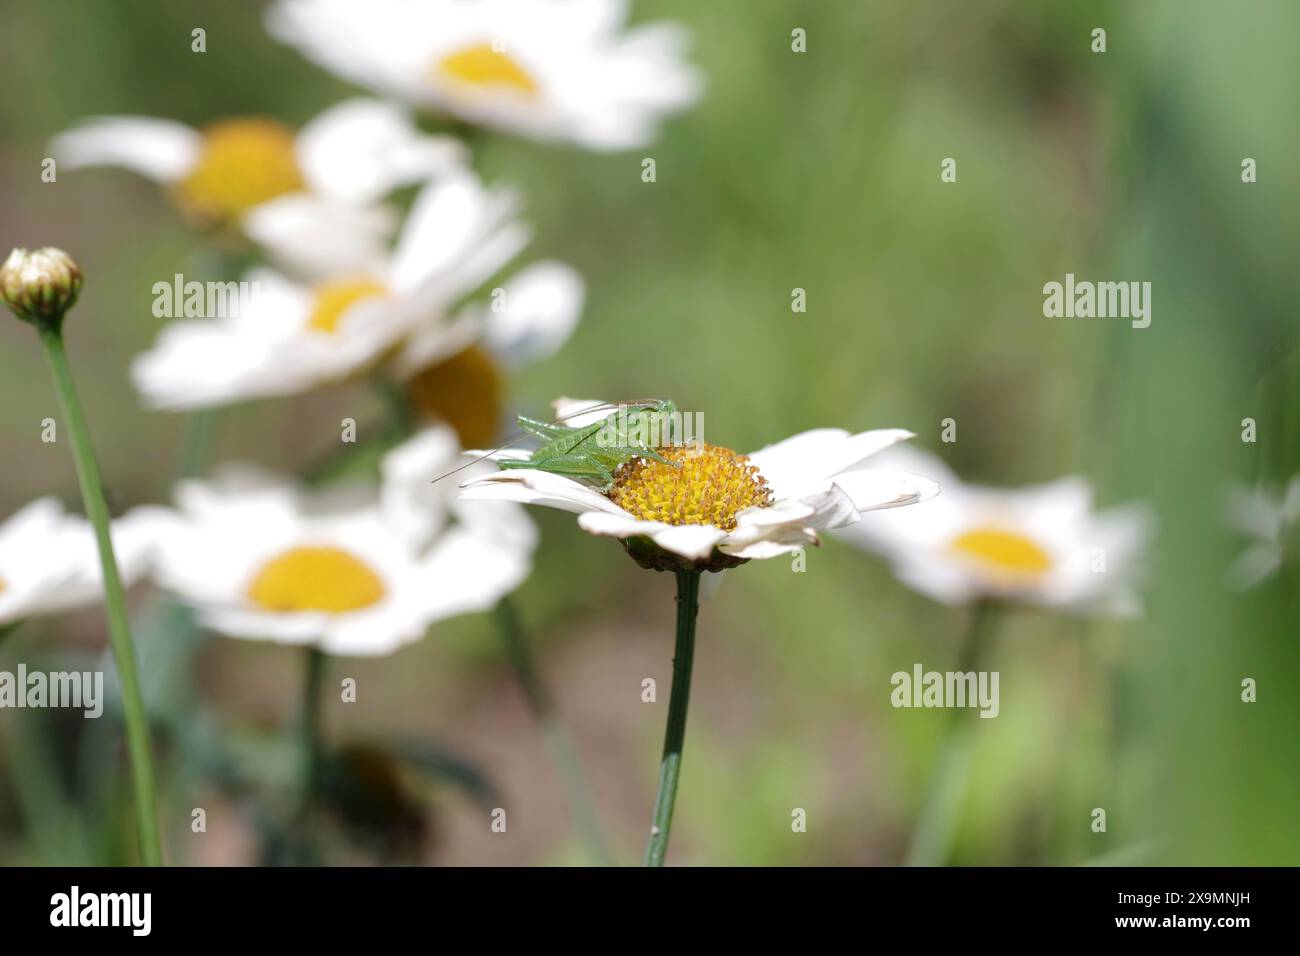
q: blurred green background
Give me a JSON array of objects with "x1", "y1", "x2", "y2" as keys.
[{"x1": 1, "y1": 0, "x2": 1298, "y2": 865}]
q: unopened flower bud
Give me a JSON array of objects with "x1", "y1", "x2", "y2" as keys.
[{"x1": 1, "y1": 247, "x2": 84, "y2": 327}]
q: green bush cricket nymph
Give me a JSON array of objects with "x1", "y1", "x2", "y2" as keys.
[
  {"x1": 433, "y1": 399, "x2": 688, "y2": 492},
  {"x1": 501, "y1": 399, "x2": 686, "y2": 491}
]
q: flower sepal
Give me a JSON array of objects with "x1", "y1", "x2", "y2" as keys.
[{"x1": 622, "y1": 535, "x2": 747, "y2": 574}]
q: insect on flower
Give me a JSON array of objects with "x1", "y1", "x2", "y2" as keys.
[
  {"x1": 459, "y1": 396, "x2": 941, "y2": 573},
  {"x1": 435, "y1": 399, "x2": 687, "y2": 492}
]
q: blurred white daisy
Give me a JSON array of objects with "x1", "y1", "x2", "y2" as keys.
[
  {"x1": 130, "y1": 172, "x2": 569, "y2": 411},
  {"x1": 51, "y1": 98, "x2": 465, "y2": 269},
  {"x1": 835, "y1": 446, "x2": 1152, "y2": 615},
  {"x1": 459, "y1": 399, "x2": 938, "y2": 570},
  {"x1": 150, "y1": 426, "x2": 535, "y2": 656},
  {"x1": 267, "y1": 0, "x2": 703, "y2": 150},
  {"x1": 1224, "y1": 475, "x2": 1300, "y2": 588},
  {"x1": 0, "y1": 497, "x2": 162, "y2": 626}
]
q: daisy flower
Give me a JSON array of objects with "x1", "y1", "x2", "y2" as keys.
[
  {"x1": 457, "y1": 399, "x2": 935, "y2": 866},
  {"x1": 266, "y1": 0, "x2": 703, "y2": 150},
  {"x1": 1224, "y1": 475, "x2": 1300, "y2": 588},
  {"x1": 149, "y1": 426, "x2": 535, "y2": 656},
  {"x1": 0, "y1": 497, "x2": 163, "y2": 626},
  {"x1": 459, "y1": 399, "x2": 939, "y2": 570},
  {"x1": 51, "y1": 97, "x2": 465, "y2": 267},
  {"x1": 130, "y1": 171, "x2": 565, "y2": 411},
  {"x1": 835, "y1": 446, "x2": 1152, "y2": 615}
]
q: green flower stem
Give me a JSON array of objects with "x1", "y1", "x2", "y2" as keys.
[
  {"x1": 493, "y1": 597, "x2": 613, "y2": 866},
  {"x1": 904, "y1": 599, "x2": 999, "y2": 867},
  {"x1": 374, "y1": 375, "x2": 415, "y2": 436},
  {"x1": 300, "y1": 647, "x2": 327, "y2": 807},
  {"x1": 175, "y1": 407, "x2": 220, "y2": 479},
  {"x1": 36, "y1": 324, "x2": 162, "y2": 866},
  {"x1": 643, "y1": 568, "x2": 701, "y2": 867}
]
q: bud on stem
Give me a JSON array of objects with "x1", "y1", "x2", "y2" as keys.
[
  {"x1": 1, "y1": 247, "x2": 84, "y2": 329},
  {"x1": 4, "y1": 246, "x2": 163, "y2": 864}
]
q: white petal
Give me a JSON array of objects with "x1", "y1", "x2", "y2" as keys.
[
  {"x1": 131, "y1": 321, "x2": 272, "y2": 410},
  {"x1": 382, "y1": 424, "x2": 461, "y2": 479},
  {"x1": 830, "y1": 469, "x2": 942, "y2": 514},
  {"x1": 1282, "y1": 475, "x2": 1300, "y2": 523},
  {"x1": 574, "y1": 511, "x2": 665, "y2": 538},
  {"x1": 576, "y1": 512, "x2": 727, "y2": 560},
  {"x1": 1014, "y1": 476, "x2": 1095, "y2": 526},
  {"x1": 720, "y1": 536, "x2": 812, "y2": 561},
  {"x1": 647, "y1": 524, "x2": 731, "y2": 559},
  {"x1": 458, "y1": 468, "x2": 624, "y2": 516},
  {"x1": 244, "y1": 193, "x2": 394, "y2": 279},
  {"x1": 794, "y1": 482, "x2": 862, "y2": 531},
  {"x1": 748, "y1": 428, "x2": 916, "y2": 498},
  {"x1": 295, "y1": 97, "x2": 467, "y2": 203},
  {"x1": 392, "y1": 310, "x2": 482, "y2": 377},
  {"x1": 416, "y1": 525, "x2": 532, "y2": 614},
  {"x1": 1224, "y1": 484, "x2": 1280, "y2": 540},
  {"x1": 856, "y1": 445, "x2": 958, "y2": 487},
  {"x1": 732, "y1": 499, "x2": 818, "y2": 529},
  {"x1": 379, "y1": 426, "x2": 460, "y2": 549},
  {"x1": 480, "y1": 261, "x2": 584, "y2": 368},
  {"x1": 266, "y1": 0, "x2": 430, "y2": 108},
  {"x1": 314, "y1": 603, "x2": 422, "y2": 656},
  {"x1": 533, "y1": 0, "x2": 631, "y2": 40},
  {"x1": 130, "y1": 272, "x2": 316, "y2": 410},
  {"x1": 559, "y1": 21, "x2": 705, "y2": 151},
  {"x1": 390, "y1": 174, "x2": 528, "y2": 294},
  {"x1": 720, "y1": 501, "x2": 820, "y2": 557},
  {"x1": 51, "y1": 116, "x2": 201, "y2": 182},
  {"x1": 0, "y1": 499, "x2": 167, "y2": 623},
  {"x1": 0, "y1": 496, "x2": 65, "y2": 546},
  {"x1": 459, "y1": 447, "x2": 532, "y2": 463},
  {"x1": 110, "y1": 505, "x2": 181, "y2": 582},
  {"x1": 198, "y1": 607, "x2": 331, "y2": 646},
  {"x1": 889, "y1": 556, "x2": 982, "y2": 606},
  {"x1": 450, "y1": 491, "x2": 538, "y2": 554},
  {"x1": 1227, "y1": 544, "x2": 1282, "y2": 590}
]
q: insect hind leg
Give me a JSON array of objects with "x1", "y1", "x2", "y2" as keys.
[
  {"x1": 538, "y1": 453, "x2": 616, "y2": 488},
  {"x1": 497, "y1": 458, "x2": 536, "y2": 471}
]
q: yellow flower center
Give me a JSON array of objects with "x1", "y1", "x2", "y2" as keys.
[
  {"x1": 949, "y1": 527, "x2": 1052, "y2": 579},
  {"x1": 174, "y1": 118, "x2": 305, "y2": 225},
  {"x1": 405, "y1": 345, "x2": 504, "y2": 450},
  {"x1": 0, "y1": 575, "x2": 7, "y2": 594},
  {"x1": 610, "y1": 444, "x2": 773, "y2": 532},
  {"x1": 247, "y1": 546, "x2": 386, "y2": 613},
  {"x1": 434, "y1": 43, "x2": 540, "y2": 97},
  {"x1": 308, "y1": 278, "x2": 391, "y2": 334}
]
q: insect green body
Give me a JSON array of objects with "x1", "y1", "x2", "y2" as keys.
[{"x1": 499, "y1": 400, "x2": 682, "y2": 491}]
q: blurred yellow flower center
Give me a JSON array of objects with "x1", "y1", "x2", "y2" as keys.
[
  {"x1": 175, "y1": 118, "x2": 305, "y2": 224},
  {"x1": 405, "y1": 345, "x2": 503, "y2": 450},
  {"x1": 308, "y1": 278, "x2": 391, "y2": 334},
  {"x1": 0, "y1": 576, "x2": 7, "y2": 594},
  {"x1": 435, "y1": 43, "x2": 539, "y2": 96},
  {"x1": 610, "y1": 444, "x2": 773, "y2": 531},
  {"x1": 247, "y1": 546, "x2": 386, "y2": 613},
  {"x1": 949, "y1": 527, "x2": 1052, "y2": 577}
]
